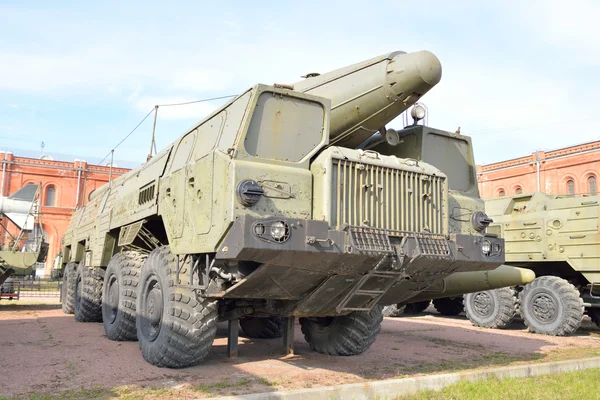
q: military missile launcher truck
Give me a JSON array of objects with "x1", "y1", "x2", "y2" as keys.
[
  {"x1": 0, "y1": 184, "x2": 48, "y2": 286},
  {"x1": 59, "y1": 50, "x2": 504, "y2": 368},
  {"x1": 463, "y1": 192, "x2": 600, "y2": 335}
]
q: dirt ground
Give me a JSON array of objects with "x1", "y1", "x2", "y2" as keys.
[{"x1": 1, "y1": 302, "x2": 599, "y2": 399}]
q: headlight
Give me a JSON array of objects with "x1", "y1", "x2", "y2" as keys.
[
  {"x1": 237, "y1": 180, "x2": 264, "y2": 206},
  {"x1": 481, "y1": 239, "x2": 492, "y2": 256},
  {"x1": 270, "y1": 221, "x2": 288, "y2": 241},
  {"x1": 472, "y1": 211, "x2": 493, "y2": 232},
  {"x1": 252, "y1": 219, "x2": 291, "y2": 244}
]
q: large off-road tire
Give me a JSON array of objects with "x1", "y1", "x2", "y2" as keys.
[
  {"x1": 240, "y1": 317, "x2": 284, "y2": 339},
  {"x1": 520, "y1": 276, "x2": 584, "y2": 336},
  {"x1": 61, "y1": 262, "x2": 77, "y2": 314},
  {"x1": 404, "y1": 300, "x2": 431, "y2": 315},
  {"x1": 464, "y1": 287, "x2": 517, "y2": 329},
  {"x1": 102, "y1": 251, "x2": 146, "y2": 341},
  {"x1": 136, "y1": 246, "x2": 218, "y2": 368},
  {"x1": 299, "y1": 307, "x2": 383, "y2": 356},
  {"x1": 433, "y1": 296, "x2": 464, "y2": 316},
  {"x1": 382, "y1": 304, "x2": 406, "y2": 317},
  {"x1": 74, "y1": 263, "x2": 103, "y2": 322}
]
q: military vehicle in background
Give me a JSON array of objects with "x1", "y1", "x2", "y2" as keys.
[
  {"x1": 59, "y1": 50, "x2": 505, "y2": 368},
  {"x1": 463, "y1": 192, "x2": 600, "y2": 335},
  {"x1": 0, "y1": 184, "x2": 49, "y2": 288}
]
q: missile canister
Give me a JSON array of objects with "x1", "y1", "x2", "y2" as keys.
[
  {"x1": 403, "y1": 265, "x2": 535, "y2": 304},
  {"x1": 293, "y1": 50, "x2": 442, "y2": 148}
]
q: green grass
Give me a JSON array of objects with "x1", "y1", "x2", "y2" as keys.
[{"x1": 400, "y1": 368, "x2": 600, "y2": 400}]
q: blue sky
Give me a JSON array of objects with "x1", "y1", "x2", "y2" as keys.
[{"x1": 1, "y1": 0, "x2": 599, "y2": 167}]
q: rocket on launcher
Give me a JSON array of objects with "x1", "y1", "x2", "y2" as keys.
[{"x1": 293, "y1": 50, "x2": 442, "y2": 149}]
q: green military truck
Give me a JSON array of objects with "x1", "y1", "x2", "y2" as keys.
[
  {"x1": 463, "y1": 192, "x2": 600, "y2": 335},
  {"x1": 59, "y1": 50, "x2": 505, "y2": 368}
]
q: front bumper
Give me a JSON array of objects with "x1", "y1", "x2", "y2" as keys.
[{"x1": 214, "y1": 215, "x2": 504, "y2": 316}]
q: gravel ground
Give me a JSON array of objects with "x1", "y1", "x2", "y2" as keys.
[{"x1": 0, "y1": 302, "x2": 599, "y2": 399}]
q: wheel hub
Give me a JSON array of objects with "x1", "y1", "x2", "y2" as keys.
[
  {"x1": 140, "y1": 275, "x2": 163, "y2": 342},
  {"x1": 531, "y1": 293, "x2": 558, "y2": 323},
  {"x1": 105, "y1": 274, "x2": 119, "y2": 324},
  {"x1": 472, "y1": 291, "x2": 493, "y2": 317},
  {"x1": 75, "y1": 275, "x2": 82, "y2": 309}
]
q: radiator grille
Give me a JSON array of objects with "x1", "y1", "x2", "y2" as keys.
[{"x1": 331, "y1": 160, "x2": 446, "y2": 235}]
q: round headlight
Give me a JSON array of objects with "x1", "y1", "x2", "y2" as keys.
[
  {"x1": 481, "y1": 239, "x2": 492, "y2": 256},
  {"x1": 270, "y1": 221, "x2": 286, "y2": 239},
  {"x1": 410, "y1": 104, "x2": 426, "y2": 121},
  {"x1": 472, "y1": 211, "x2": 493, "y2": 232},
  {"x1": 237, "y1": 180, "x2": 264, "y2": 207}
]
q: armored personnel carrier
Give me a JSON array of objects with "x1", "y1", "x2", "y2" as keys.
[
  {"x1": 463, "y1": 192, "x2": 600, "y2": 335},
  {"x1": 59, "y1": 50, "x2": 504, "y2": 368}
]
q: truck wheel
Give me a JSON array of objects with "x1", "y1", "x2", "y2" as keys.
[
  {"x1": 74, "y1": 263, "x2": 103, "y2": 322},
  {"x1": 240, "y1": 317, "x2": 284, "y2": 338},
  {"x1": 61, "y1": 262, "x2": 77, "y2": 314},
  {"x1": 299, "y1": 307, "x2": 383, "y2": 356},
  {"x1": 433, "y1": 296, "x2": 464, "y2": 316},
  {"x1": 464, "y1": 287, "x2": 517, "y2": 329},
  {"x1": 102, "y1": 251, "x2": 146, "y2": 341},
  {"x1": 136, "y1": 246, "x2": 218, "y2": 368},
  {"x1": 382, "y1": 304, "x2": 405, "y2": 317},
  {"x1": 520, "y1": 276, "x2": 584, "y2": 336},
  {"x1": 404, "y1": 300, "x2": 431, "y2": 314}
]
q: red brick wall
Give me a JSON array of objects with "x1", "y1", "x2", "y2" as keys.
[
  {"x1": 0, "y1": 151, "x2": 130, "y2": 277},
  {"x1": 477, "y1": 141, "x2": 600, "y2": 199}
]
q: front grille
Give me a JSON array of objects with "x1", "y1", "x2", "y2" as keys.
[{"x1": 331, "y1": 159, "x2": 446, "y2": 234}]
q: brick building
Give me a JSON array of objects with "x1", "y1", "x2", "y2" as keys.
[
  {"x1": 477, "y1": 140, "x2": 600, "y2": 199},
  {"x1": 0, "y1": 151, "x2": 130, "y2": 277}
]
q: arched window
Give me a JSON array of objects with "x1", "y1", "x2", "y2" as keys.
[
  {"x1": 515, "y1": 187, "x2": 523, "y2": 195},
  {"x1": 589, "y1": 176, "x2": 597, "y2": 196},
  {"x1": 498, "y1": 189, "x2": 505, "y2": 197},
  {"x1": 567, "y1": 180, "x2": 575, "y2": 195},
  {"x1": 45, "y1": 186, "x2": 56, "y2": 206}
]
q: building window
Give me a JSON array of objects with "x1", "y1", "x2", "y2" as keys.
[
  {"x1": 589, "y1": 176, "x2": 597, "y2": 196},
  {"x1": 567, "y1": 179, "x2": 575, "y2": 195},
  {"x1": 45, "y1": 186, "x2": 56, "y2": 206},
  {"x1": 499, "y1": 189, "x2": 505, "y2": 197},
  {"x1": 515, "y1": 187, "x2": 523, "y2": 194}
]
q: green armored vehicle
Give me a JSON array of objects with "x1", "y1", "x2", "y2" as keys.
[
  {"x1": 59, "y1": 50, "x2": 504, "y2": 368},
  {"x1": 463, "y1": 192, "x2": 600, "y2": 335}
]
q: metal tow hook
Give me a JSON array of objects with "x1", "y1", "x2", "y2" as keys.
[{"x1": 306, "y1": 236, "x2": 334, "y2": 246}]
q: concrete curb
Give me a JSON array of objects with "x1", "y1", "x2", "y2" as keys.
[{"x1": 207, "y1": 357, "x2": 600, "y2": 400}]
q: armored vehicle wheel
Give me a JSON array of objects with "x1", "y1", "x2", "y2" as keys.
[
  {"x1": 240, "y1": 317, "x2": 284, "y2": 338},
  {"x1": 404, "y1": 300, "x2": 431, "y2": 315},
  {"x1": 61, "y1": 262, "x2": 77, "y2": 314},
  {"x1": 588, "y1": 309, "x2": 600, "y2": 328},
  {"x1": 74, "y1": 263, "x2": 103, "y2": 322},
  {"x1": 433, "y1": 296, "x2": 464, "y2": 316},
  {"x1": 299, "y1": 307, "x2": 383, "y2": 356},
  {"x1": 136, "y1": 246, "x2": 218, "y2": 368},
  {"x1": 382, "y1": 304, "x2": 406, "y2": 317},
  {"x1": 464, "y1": 287, "x2": 517, "y2": 329},
  {"x1": 102, "y1": 251, "x2": 146, "y2": 341},
  {"x1": 520, "y1": 276, "x2": 584, "y2": 336}
]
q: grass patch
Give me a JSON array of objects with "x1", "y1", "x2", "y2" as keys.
[
  {"x1": 1, "y1": 386, "x2": 114, "y2": 400},
  {"x1": 194, "y1": 378, "x2": 251, "y2": 393},
  {"x1": 400, "y1": 368, "x2": 600, "y2": 400}
]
